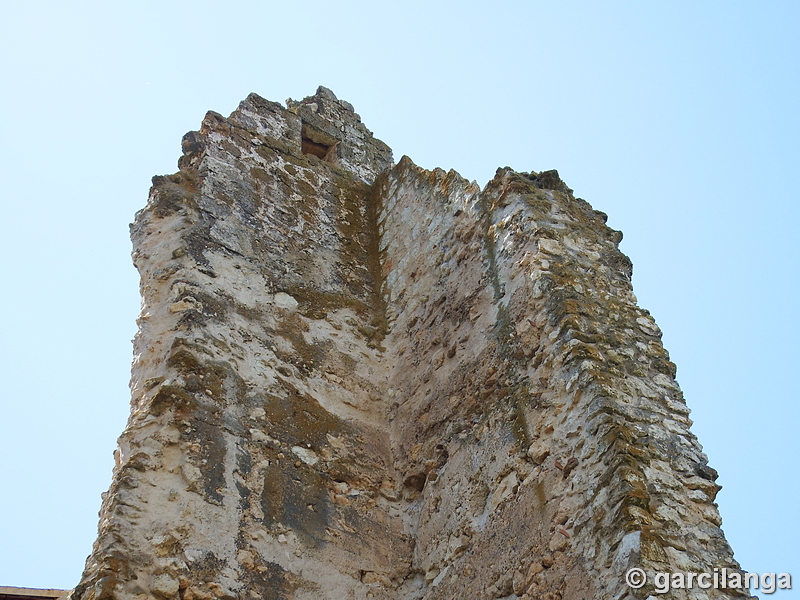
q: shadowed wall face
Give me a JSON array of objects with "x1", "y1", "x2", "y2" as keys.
[{"x1": 69, "y1": 88, "x2": 746, "y2": 600}]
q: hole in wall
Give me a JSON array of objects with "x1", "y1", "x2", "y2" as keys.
[
  {"x1": 302, "y1": 137, "x2": 331, "y2": 160},
  {"x1": 403, "y1": 473, "x2": 427, "y2": 492},
  {"x1": 301, "y1": 124, "x2": 337, "y2": 162}
]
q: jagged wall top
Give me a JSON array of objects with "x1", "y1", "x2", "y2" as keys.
[{"x1": 179, "y1": 86, "x2": 393, "y2": 185}]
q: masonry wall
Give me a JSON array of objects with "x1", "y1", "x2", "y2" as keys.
[
  {"x1": 377, "y1": 160, "x2": 746, "y2": 600},
  {"x1": 69, "y1": 88, "x2": 748, "y2": 600}
]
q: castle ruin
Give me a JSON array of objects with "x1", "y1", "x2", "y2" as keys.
[{"x1": 68, "y1": 87, "x2": 748, "y2": 600}]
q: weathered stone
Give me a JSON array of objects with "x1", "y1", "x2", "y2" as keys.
[
  {"x1": 527, "y1": 439, "x2": 550, "y2": 464},
  {"x1": 150, "y1": 574, "x2": 179, "y2": 599},
  {"x1": 69, "y1": 89, "x2": 748, "y2": 600}
]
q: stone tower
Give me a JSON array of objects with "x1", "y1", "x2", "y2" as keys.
[{"x1": 70, "y1": 87, "x2": 748, "y2": 600}]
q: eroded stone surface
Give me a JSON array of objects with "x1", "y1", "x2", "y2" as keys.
[{"x1": 70, "y1": 88, "x2": 749, "y2": 600}]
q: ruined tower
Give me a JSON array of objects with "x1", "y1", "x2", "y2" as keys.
[{"x1": 70, "y1": 87, "x2": 747, "y2": 600}]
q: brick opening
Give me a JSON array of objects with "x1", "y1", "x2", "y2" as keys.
[
  {"x1": 301, "y1": 124, "x2": 336, "y2": 162},
  {"x1": 301, "y1": 136, "x2": 332, "y2": 160}
]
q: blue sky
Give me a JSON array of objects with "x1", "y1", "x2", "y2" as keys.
[{"x1": 1, "y1": 0, "x2": 797, "y2": 594}]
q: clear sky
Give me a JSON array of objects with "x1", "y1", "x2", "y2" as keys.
[{"x1": 1, "y1": 0, "x2": 797, "y2": 594}]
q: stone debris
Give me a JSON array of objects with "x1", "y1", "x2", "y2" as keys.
[{"x1": 68, "y1": 87, "x2": 750, "y2": 600}]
